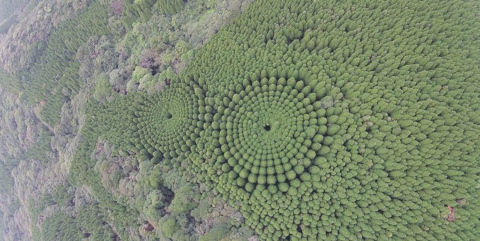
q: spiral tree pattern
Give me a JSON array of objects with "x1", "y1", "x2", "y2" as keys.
[
  {"x1": 83, "y1": 0, "x2": 480, "y2": 240},
  {"x1": 133, "y1": 81, "x2": 207, "y2": 160}
]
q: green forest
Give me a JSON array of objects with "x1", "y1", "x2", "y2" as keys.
[{"x1": 0, "y1": 0, "x2": 479, "y2": 241}]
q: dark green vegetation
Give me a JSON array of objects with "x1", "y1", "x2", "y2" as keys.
[
  {"x1": 68, "y1": 98, "x2": 140, "y2": 240},
  {"x1": 21, "y1": 2, "x2": 109, "y2": 126},
  {"x1": 122, "y1": 0, "x2": 185, "y2": 28},
  {"x1": 134, "y1": 82, "x2": 205, "y2": 159},
  {"x1": 29, "y1": 190, "x2": 118, "y2": 241},
  {"x1": 0, "y1": 70, "x2": 20, "y2": 94},
  {"x1": 190, "y1": 0, "x2": 480, "y2": 239},
  {"x1": 73, "y1": 0, "x2": 480, "y2": 240},
  {"x1": 1, "y1": 0, "x2": 255, "y2": 240},
  {"x1": 70, "y1": 100, "x2": 252, "y2": 240},
  {"x1": 1, "y1": 0, "x2": 479, "y2": 240},
  {"x1": 156, "y1": 0, "x2": 185, "y2": 15}
]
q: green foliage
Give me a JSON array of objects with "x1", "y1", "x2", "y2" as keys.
[
  {"x1": 0, "y1": 70, "x2": 20, "y2": 94},
  {"x1": 39, "y1": 205, "x2": 115, "y2": 241},
  {"x1": 132, "y1": 66, "x2": 151, "y2": 81},
  {"x1": 190, "y1": 198, "x2": 211, "y2": 220},
  {"x1": 132, "y1": 81, "x2": 206, "y2": 159},
  {"x1": 70, "y1": 0, "x2": 480, "y2": 240},
  {"x1": 19, "y1": 129, "x2": 53, "y2": 162},
  {"x1": 122, "y1": 0, "x2": 186, "y2": 29},
  {"x1": 93, "y1": 73, "x2": 113, "y2": 103},
  {"x1": 69, "y1": 97, "x2": 141, "y2": 240},
  {"x1": 22, "y1": 2, "x2": 109, "y2": 126},
  {"x1": 148, "y1": 164, "x2": 164, "y2": 188},
  {"x1": 76, "y1": 205, "x2": 117, "y2": 240},
  {"x1": 155, "y1": 0, "x2": 185, "y2": 15},
  {"x1": 122, "y1": 0, "x2": 156, "y2": 28},
  {"x1": 171, "y1": 231, "x2": 194, "y2": 241},
  {"x1": 41, "y1": 212, "x2": 82, "y2": 241},
  {"x1": 160, "y1": 215, "x2": 179, "y2": 238},
  {"x1": 168, "y1": 184, "x2": 198, "y2": 214},
  {"x1": 28, "y1": 194, "x2": 56, "y2": 223},
  {"x1": 52, "y1": 184, "x2": 74, "y2": 208},
  {"x1": 127, "y1": 66, "x2": 151, "y2": 91},
  {"x1": 143, "y1": 190, "x2": 167, "y2": 221},
  {"x1": 199, "y1": 223, "x2": 231, "y2": 241},
  {"x1": 182, "y1": 0, "x2": 480, "y2": 240}
]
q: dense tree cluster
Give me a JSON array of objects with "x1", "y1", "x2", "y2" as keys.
[
  {"x1": 134, "y1": 81, "x2": 206, "y2": 160},
  {"x1": 182, "y1": 0, "x2": 480, "y2": 240},
  {"x1": 40, "y1": 212, "x2": 82, "y2": 241},
  {"x1": 74, "y1": 0, "x2": 480, "y2": 240},
  {"x1": 0, "y1": 70, "x2": 20, "y2": 96},
  {"x1": 84, "y1": 79, "x2": 206, "y2": 161},
  {"x1": 122, "y1": 0, "x2": 186, "y2": 29},
  {"x1": 40, "y1": 205, "x2": 117, "y2": 241},
  {"x1": 0, "y1": 0, "x2": 92, "y2": 74},
  {"x1": 69, "y1": 96, "x2": 141, "y2": 240},
  {"x1": 122, "y1": 0, "x2": 156, "y2": 27},
  {"x1": 21, "y1": 2, "x2": 109, "y2": 126},
  {"x1": 155, "y1": 0, "x2": 185, "y2": 15},
  {"x1": 2, "y1": 1, "x2": 260, "y2": 241},
  {"x1": 193, "y1": 75, "x2": 338, "y2": 195}
]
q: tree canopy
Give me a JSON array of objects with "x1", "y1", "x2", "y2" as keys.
[{"x1": 71, "y1": 0, "x2": 480, "y2": 240}]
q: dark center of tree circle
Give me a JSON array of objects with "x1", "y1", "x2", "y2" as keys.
[{"x1": 264, "y1": 124, "x2": 271, "y2": 131}]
